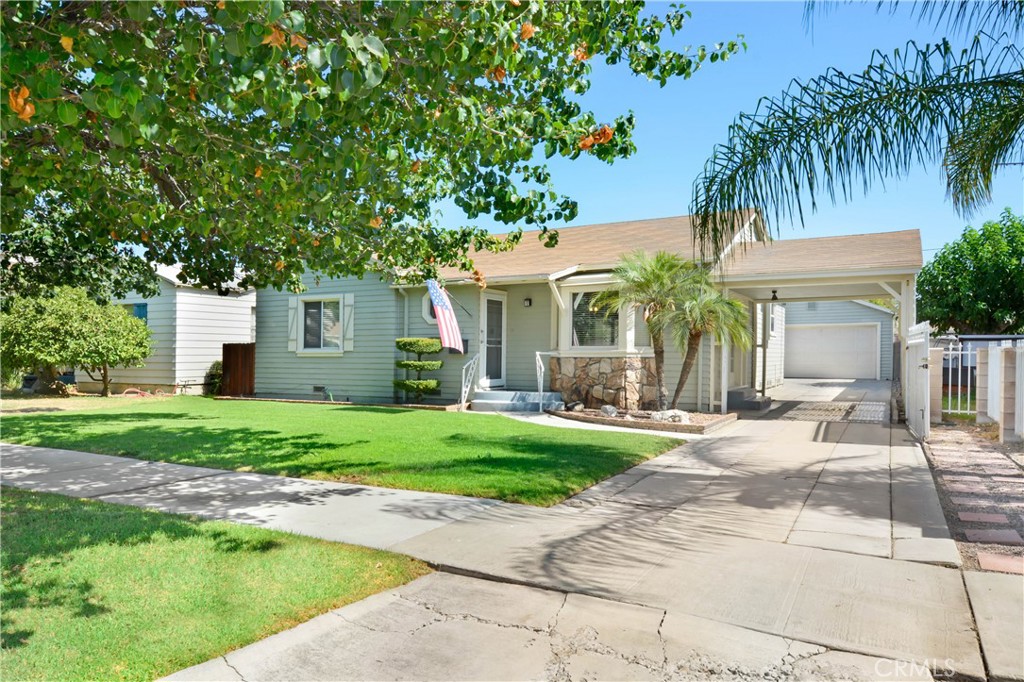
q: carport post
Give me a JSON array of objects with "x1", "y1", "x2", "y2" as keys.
[{"x1": 721, "y1": 288, "x2": 730, "y2": 414}]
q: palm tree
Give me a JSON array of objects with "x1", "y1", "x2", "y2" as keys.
[
  {"x1": 591, "y1": 251, "x2": 696, "y2": 410},
  {"x1": 667, "y1": 270, "x2": 752, "y2": 410},
  {"x1": 690, "y1": 2, "x2": 1024, "y2": 257}
]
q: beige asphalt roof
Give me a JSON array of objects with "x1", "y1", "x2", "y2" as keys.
[
  {"x1": 716, "y1": 229, "x2": 923, "y2": 279},
  {"x1": 439, "y1": 212, "x2": 755, "y2": 281}
]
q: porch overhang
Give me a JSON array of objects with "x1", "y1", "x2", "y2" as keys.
[{"x1": 719, "y1": 267, "x2": 919, "y2": 304}]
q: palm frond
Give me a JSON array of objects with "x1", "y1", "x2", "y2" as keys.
[{"x1": 690, "y1": 36, "x2": 1024, "y2": 258}]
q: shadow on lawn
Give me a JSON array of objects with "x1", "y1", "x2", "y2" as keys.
[{"x1": 0, "y1": 488, "x2": 281, "y2": 650}]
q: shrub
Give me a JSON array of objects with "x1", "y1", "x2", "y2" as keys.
[
  {"x1": 395, "y1": 338, "x2": 442, "y2": 355},
  {"x1": 204, "y1": 360, "x2": 223, "y2": 396},
  {"x1": 393, "y1": 338, "x2": 442, "y2": 402}
]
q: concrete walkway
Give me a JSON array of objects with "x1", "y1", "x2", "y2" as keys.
[
  {"x1": 4, "y1": 418, "x2": 1020, "y2": 681},
  {"x1": 0, "y1": 444, "x2": 502, "y2": 549}
]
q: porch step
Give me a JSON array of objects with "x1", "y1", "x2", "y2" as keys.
[
  {"x1": 471, "y1": 390, "x2": 565, "y2": 412},
  {"x1": 728, "y1": 387, "x2": 773, "y2": 411}
]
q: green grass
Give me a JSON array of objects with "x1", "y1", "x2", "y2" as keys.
[
  {"x1": 0, "y1": 487, "x2": 429, "y2": 681},
  {"x1": 942, "y1": 388, "x2": 976, "y2": 415},
  {"x1": 0, "y1": 397, "x2": 678, "y2": 505}
]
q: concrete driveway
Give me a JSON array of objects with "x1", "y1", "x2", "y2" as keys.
[{"x1": 743, "y1": 378, "x2": 894, "y2": 424}]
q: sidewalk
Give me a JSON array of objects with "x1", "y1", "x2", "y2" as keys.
[{"x1": 0, "y1": 443, "x2": 502, "y2": 549}]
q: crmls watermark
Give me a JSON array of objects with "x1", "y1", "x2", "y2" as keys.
[{"x1": 874, "y1": 658, "x2": 957, "y2": 679}]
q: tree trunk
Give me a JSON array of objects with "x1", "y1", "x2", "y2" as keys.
[
  {"x1": 671, "y1": 331, "x2": 703, "y2": 409},
  {"x1": 31, "y1": 365, "x2": 60, "y2": 394},
  {"x1": 652, "y1": 332, "x2": 667, "y2": 411},
  {"x1": 101, "y1": 363, "x2": 111, "y2": 397}
]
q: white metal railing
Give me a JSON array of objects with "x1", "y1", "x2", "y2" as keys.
[
  {"x1": 942, "y1": 342, "x2": 977, "y2": 415},
  {"x1": 459, "y1": 353, "x2": 480, "y2": 411},
  {"x1": 536, "y1": 351, "x2": 554, "y2": 414}
]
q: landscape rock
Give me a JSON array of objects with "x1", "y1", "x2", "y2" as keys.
[
  {"x1": 650, "y1": 409, "x2": 690, "y2": 424},
  {"x1": 600, "y1": 405, "x2": 618, "y2": 417},
  {"x1": 565, "y1": 401, "x2": 584, "y2": 412}
]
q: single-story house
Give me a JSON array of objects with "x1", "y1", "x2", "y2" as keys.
[
  {"x1": 77, "y1": 265, "x2": 256, "y2": 395},
  {"x1": 783, "y1": 300, "x2": 895, "y2": 380},
  {"x1": 251, "y1": 214, "x2": 923, "y2": 413}
]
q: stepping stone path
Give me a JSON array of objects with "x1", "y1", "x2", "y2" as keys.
[{"x1": 926, "y1": 425, "x2": 1024, "y2": 574}]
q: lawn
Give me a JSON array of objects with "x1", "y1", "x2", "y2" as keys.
[
  {"x1": 0, "y1": 487, "x2": 429, "y2": 681},
  {"x1": 0, "y1": 397, "x2": 678, "y2": 505},
  {"x1": 941, "y1": 388, "x2": 976, "y2": 416}
]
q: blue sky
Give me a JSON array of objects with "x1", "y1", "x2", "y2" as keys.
[{"x1": 439, "y1": 1, "x2": 1023, "y2": 259}]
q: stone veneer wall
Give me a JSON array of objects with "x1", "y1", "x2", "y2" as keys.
[{"x1": 549, "y1": 356, "x2": 659, "y2": 411}]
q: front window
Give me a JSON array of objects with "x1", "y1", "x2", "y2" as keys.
[
  {"x1": 303, "y1": 300, "x2": 341, "y2": 350},
  {"x1": 571, "y1": 291, "x2": 618, "y2": 347}
]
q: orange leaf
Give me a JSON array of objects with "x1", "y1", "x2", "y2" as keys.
[
  {"x1": 411, "y1": 160, "x2": 422, "y2": 173},
  {"x1": 8, "y1": 85, "x2": 29, "y2": 114},
  {"x1": 217, "y1": 0, "x2": 226, "y2": 8},
  {"x1": 486, "y1": 66, "x2": 507, "y2": 84},
  {"x1": 509, "y1": 0, "x2": 521, "y2": 5},
  {"x1": 369, "y1": 216, "x2": 383, "y2": 228},
  {"x1": 262, "y1": 25, "x2": 286, "y2": 50},
  {"x1": 255, "y1": 165, "x2": 263, "y2": 178},
  {"x1": 110, "y1": 231, "x2": 119, "y2": 240},
  {"x1": 189, "y1": 85, "x2": 197, "y2": 101},
  {"x1": 60, "y1": 36, "x2": 74, "y2": 53},
  {"x1": 17, "y1": 100, "x2": 35, "y2": 122},
  {"x1": 313, "y1": 238, "x2": 320, "y2": 247},
  {"x1": 578, "y1": 134, "x2": 595, "y2": 150},
  {"x1": 592, "y1": 125, "x2": 614, "y2": 144},
  {"x1": 275, "y1": 260, "x2": 285, "y2": 271},
  {"x1": 573, "y1": 44, "x2": 589, "y2": 61},
  {"x1": 290, "y1": 33, "x2": 308, "y2": 49},
  {"x1": 520, "y1": 23, "x2": 535, "y2": 40}
]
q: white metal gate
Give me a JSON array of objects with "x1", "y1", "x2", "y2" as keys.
[
  {"x1": 906, "y1": 322, "x2": 930, "y2": 439},
  {"x1": 942, "y1": 342, "x2": 977, "y2": 416}
]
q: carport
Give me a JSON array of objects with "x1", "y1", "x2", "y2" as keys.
[{"x1": 714, "y1": 230, "x2": 923, "y2": 422}]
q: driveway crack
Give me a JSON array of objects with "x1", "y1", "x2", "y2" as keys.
[{"x1": 220, "y1": 656, "x2": 246, "y2": 681}]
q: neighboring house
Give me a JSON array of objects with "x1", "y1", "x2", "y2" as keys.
[
  {"x1": 77, "y1": 266, "x2": 256, "y2": 395},
  {"x1": 252, "y1": 215, "x2": 923, "y2": 412},
  {"x1": 783, "y1": 300, "x2": 895, "y2": 380}
]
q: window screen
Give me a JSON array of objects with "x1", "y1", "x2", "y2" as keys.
[
  {"x1": 571, "y1": 292, "x2": 618, "y2": 347},
  {"x1": 303, "y1": 300, "x2": 341, "y2": 350}
]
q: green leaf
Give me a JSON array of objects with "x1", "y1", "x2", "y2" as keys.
[
  {"x1": 267, "y1": 0, "x2": 285, "y2": 22},
  {"x1": 125, "y1": 2, "x2": 152, "y2": 22},
  {"x1": 307, "y1": 44, "x2": 325, "y2": 69},
  {"x1": 224, "y1": 31, "x2": 245, "y2": 57},
  {"x1": 108, "y1": 124, "x2": 130, "y2": 147},
  {"x1": 363, "y1": 34, "x2": 386, "y2": 57},
  {"x1": 363, "y1": 62, "x2": 384, "y2": 90},
  {"x1": 57, "y1": 101, "x2": 78, "y2": 125},
  {"x1": 106, "y1": 97, "x2": 124, "y2": 119}
]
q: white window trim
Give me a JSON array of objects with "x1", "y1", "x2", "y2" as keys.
[
  {"x1": 421, "y1": 291, "x2": 438, "y2": 325},
  {"x1": 296, "y1": 294, "x2": 344, "y2": 356},
  {"x1": 562, "y1": 286, "x2": 623, "y2": 352}
]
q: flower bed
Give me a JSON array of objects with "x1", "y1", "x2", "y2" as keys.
[{"x1": 548, "y1": 408, "x2": 737, "y2": 434}]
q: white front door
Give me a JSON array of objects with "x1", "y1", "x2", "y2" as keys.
[{"x1": 481, "y1": 293, "x2": 506, "y2": 388}]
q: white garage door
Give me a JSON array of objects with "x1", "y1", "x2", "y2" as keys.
[{"x1": 786, "y1": 325, "x2": 878, "y2": 379}]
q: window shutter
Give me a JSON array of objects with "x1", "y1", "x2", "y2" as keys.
[
  {"x1": 287, "y1": 297, "x2": 298, "y2": 351},
  {"x1": 343, "y1": 293, "x2": 355, "y2": 351}
]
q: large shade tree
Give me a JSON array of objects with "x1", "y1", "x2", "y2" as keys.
[
  {"x1": 918, "y1": 209, "x2": 1024, "y2": 334},
  {"x1": 2, "y1": 1, "x2": 742, "y2": 293},
  {"x1": 690, "y1": 2, "x2": 1024, "y2": 256}
]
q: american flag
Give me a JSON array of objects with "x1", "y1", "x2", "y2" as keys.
[{"x1": 426, "y1": 279, "x2": 464, "y2": 353}]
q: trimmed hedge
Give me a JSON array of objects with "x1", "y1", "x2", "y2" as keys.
[
  {"x1": 396, "y1": 337, "x2": 442, "y2": 355},
  {"x1": 396, "y1": 360, "x2": 444, "y2": 373},
  {"x1": 391, "y1": 379, "x2": 440, "y2": 396}
]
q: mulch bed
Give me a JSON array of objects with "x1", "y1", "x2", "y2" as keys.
[
  {"x1": 924, "y1": 421, "x2": 1024, "y2": 574},
  {"x1": 549, "y1": 408, "x2": 737, "y2": 434}
]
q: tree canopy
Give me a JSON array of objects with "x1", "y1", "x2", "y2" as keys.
[
  {"x1": 1, "y1": 287, "x2": 152, "y2": 395},
  {"x1": 917, "y1": 209, "x2": 1024, "y2": 335},
  {"x1": 2, "y1": 1, "x2": 741, "y2": 293},
  {"x1": 690, "y1": 1, "x2": 1024, "y2": 256}
]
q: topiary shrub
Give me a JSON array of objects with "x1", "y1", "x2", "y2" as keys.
[{"x1": 393, "y1": 337, "x2": 442, "y2": 402}]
